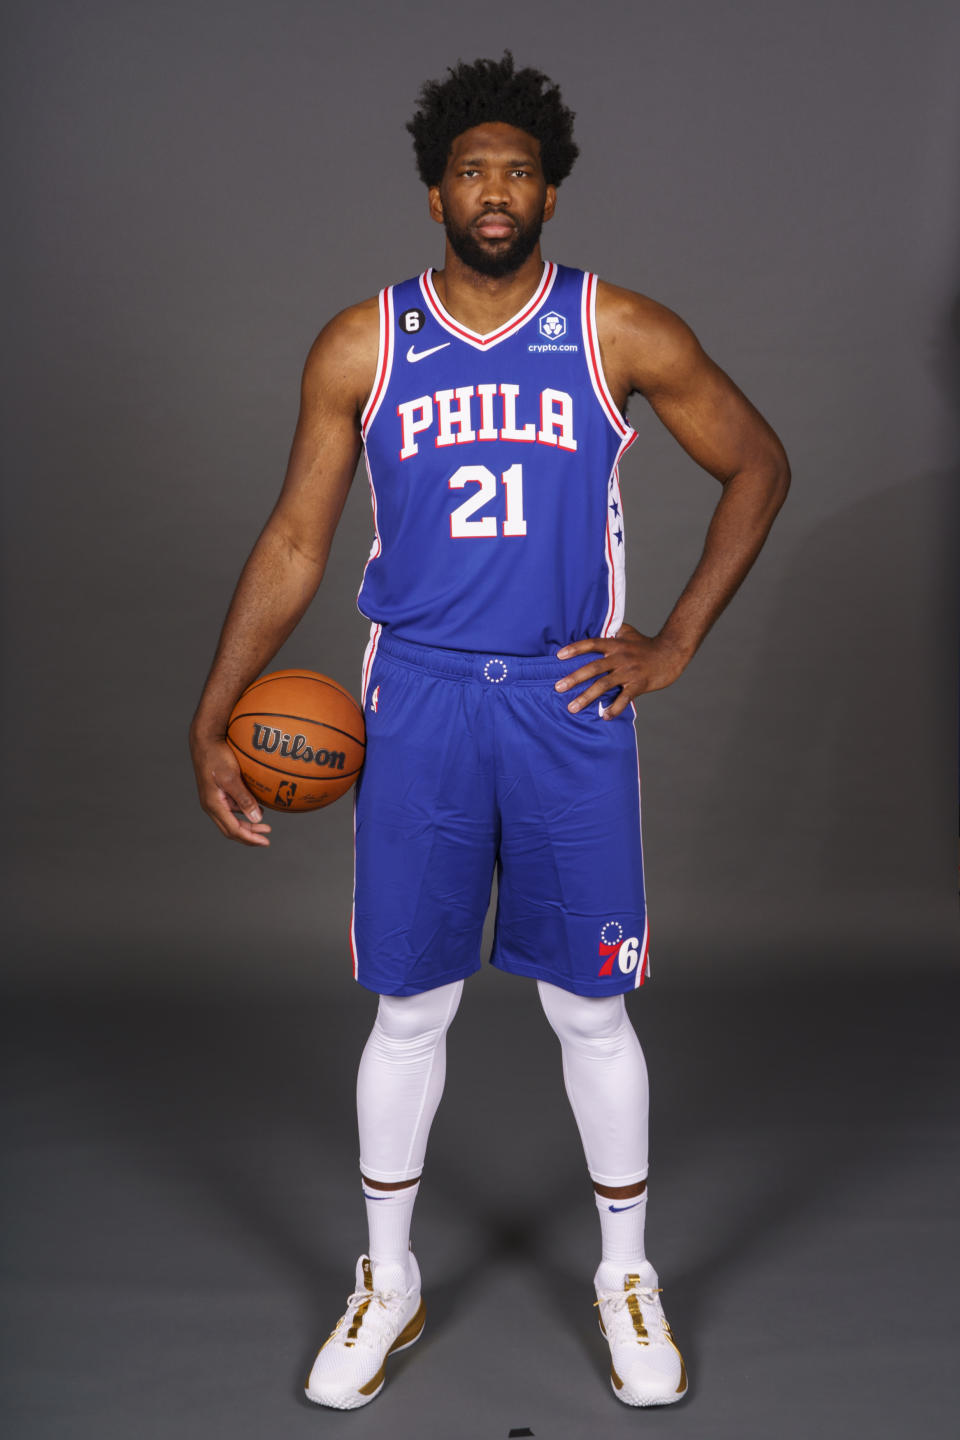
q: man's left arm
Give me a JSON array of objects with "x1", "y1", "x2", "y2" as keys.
[{"x1": 557, "y1": 284, "x2": 791, "y2": 716}]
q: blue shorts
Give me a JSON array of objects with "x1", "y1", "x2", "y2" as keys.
[{"x1": 349, "y1": 630, "x2": 651, "y2": 998}]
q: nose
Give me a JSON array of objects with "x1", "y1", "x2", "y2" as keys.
[{"x1": 479, "y1": 173, "x2": 510, "y2": 208}]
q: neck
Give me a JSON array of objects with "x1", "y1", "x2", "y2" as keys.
[{"x1": 432, "y1": 245, "x2": 546, "y2": 332}]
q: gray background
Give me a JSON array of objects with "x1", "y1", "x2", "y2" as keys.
[{"x1": 2, "y1": 1, "x2": 958, "y2": 1437}]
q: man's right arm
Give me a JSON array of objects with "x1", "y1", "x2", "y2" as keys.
[{"x1": 189, "y1": 298, "x2": 379, "y2": 845}]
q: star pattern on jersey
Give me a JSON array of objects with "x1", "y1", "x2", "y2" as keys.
[
  {"x1": 615, "y1": 528, "x2": 623, "y2": 545},
  {"x1": 610, "y1": 499, "x2": 620, "y2": 517}
]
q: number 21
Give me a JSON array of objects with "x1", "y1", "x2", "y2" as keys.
[{"x1": 449, "y1": 463, "x2": 527, "y2": 538}]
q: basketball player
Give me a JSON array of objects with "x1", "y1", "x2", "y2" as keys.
[{"x1": 190, "y1": 54, "x2": 789, "y2": 1410}]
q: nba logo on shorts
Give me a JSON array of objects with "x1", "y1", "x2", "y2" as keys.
[
  {"x1": 539, "y1": 311, "x2": 566, "y2": 339},
  {"x1": 370, "y1": 685, "x2": 380, "y2": 713},
  {"x1": 596, "y1": 919, "x2": 648, "y2": 982}
]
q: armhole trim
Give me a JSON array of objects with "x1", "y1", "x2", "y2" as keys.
[
  {"x1": 360, "y1": 287, "x2": 395, "y2": 436},
  {"x1": 581, "y1": 272, "x2": 636, "y2": 442}
]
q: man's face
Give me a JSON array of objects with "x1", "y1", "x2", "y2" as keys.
[{"x1": 429, "y1": 122, "x2": 556, "y2": 278}]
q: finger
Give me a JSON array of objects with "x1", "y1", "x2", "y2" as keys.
[
  {"x1": 215, "y1": 769, "x2": 264, "y2": 825},
  {"x1": 228, "y1": 809, "x2": 273, "y2": 845},
  {"x1": 229, "y1": 808, "x2": 272, "y2": 834},
  {"x1": 206, "y1": 807, "x2": 271, "y2": 847},
  {"x1": 567, "y1": 678, "x2": 627, "y2": 712},
  {"x1": 599, "y1": 691, "x2": 636, "y2": 719},
  {"x1": 222, "y1": 812, "x2": 272, "y2": 846},
  {"x1": 207, "y1": 785, "x2": 272, "y2": 845},
  {"x1": 556, "y1": 637, "x2": 607, "y2": 660},
  {"x1": 229, "y1": 827, "x2": 271, "y2": 847},
  {"x1": 555, "y1": 657, "x2": 614, "y2": 692}
]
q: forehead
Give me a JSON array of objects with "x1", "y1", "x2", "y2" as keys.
[{"x1": 445, "y1": 122, "x2": 542, "y2": 168}]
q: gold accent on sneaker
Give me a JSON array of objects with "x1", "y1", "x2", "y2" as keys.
[
  {"x1": 393, "y1": 1299, "x2": 426, "y2": 1350},
  {"x1": 597, "y1": 1281, "x2": 688, "y2": 1402},
  {"x1": 662, "y1": 1321, "x2": 688, "y2": 1393},
  {"x1": 357, "y1": 1362, "x2": 386, "y2": 1397},
  {"x1": 353, "y1": 1299, "x2": 425, "y2": 1398},
  {"x1": 345, "y1": 1296, "x2": 372, "y2": 1342},
  {"x1": 626, "y1": 1292, "x2": 649, "y2": 1343},
  {"x1": 342, "y1": 1258, "x2": 376, "y2": 1345}
]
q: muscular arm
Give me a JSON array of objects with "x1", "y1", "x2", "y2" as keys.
[
  {"x1": 557, "y1": 283, "x2": 790, "y2": 715},
  {"x1": 189, "y1": 299, "x2": 378, "y2": 843}
]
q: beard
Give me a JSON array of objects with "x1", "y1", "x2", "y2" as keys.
[{"x1": 443, "y1": 210, "x2": 543, "y2": 279}]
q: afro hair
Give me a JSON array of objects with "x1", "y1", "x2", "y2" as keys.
[{"x1": 407, "y1": 51, "x2": 579, "y2": 188}]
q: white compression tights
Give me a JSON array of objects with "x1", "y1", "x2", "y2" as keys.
[
  {"x1": 357, "y1": 980, "x2": 464, "y2": 1182},
  {"x1": 536, "y1": 979, "x2": 649, "y2": 1187},
  {"x1": 356, "y1": 977, "x2": 648, "y2": 1188}
]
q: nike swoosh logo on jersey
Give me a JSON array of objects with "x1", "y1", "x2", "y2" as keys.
[
  {"x1": 608, "y1": 1202, "x2": 641, "y2": 1213},
  {"x1": 406, "y1": 342, "x2": 451, "y2": 363}
]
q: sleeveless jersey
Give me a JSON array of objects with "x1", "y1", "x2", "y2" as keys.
[{"x1": 357, "y1": 262, "x2": 636, "y2": 657}]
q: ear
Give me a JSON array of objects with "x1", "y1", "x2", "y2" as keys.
[
  {"x1": 542, "y1": 184, "x2": 557, "y2": 223},
  {"x1": 428, "y1": 185, "x2": 444, "y2": 225}
]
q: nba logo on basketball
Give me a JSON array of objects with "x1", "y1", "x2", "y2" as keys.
[
  {"x1": 370, "y1": 686, "x2": 380, "y2": 713},
  {"x1": 539, "y1": 311, "x2": 566, "y2": 339}
]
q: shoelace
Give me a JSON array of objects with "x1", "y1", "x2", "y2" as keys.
[
  {"x1": 336, "y1": 1287, "x2": 406, "y2": 1349},
  {"x1": 594, "y1": 1286, "x2": 668, "y2": 1345}
]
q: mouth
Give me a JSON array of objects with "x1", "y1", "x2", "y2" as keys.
[{"x1": 473, "y1": 213, "x2": 516, "y2": 240}]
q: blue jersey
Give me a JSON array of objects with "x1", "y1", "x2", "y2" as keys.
[{"x1": 357, "y1": 262, "x2": 636, "y2": 658}]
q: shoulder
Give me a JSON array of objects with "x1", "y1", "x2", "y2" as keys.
[
  {"x1": 301, "y1": 295, "x2": 381, "y2": 413},
  {"x1": 594, "y1": 279, "x2": 704, "y2": 398}
]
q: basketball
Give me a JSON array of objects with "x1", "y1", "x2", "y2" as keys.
[{"x1": 226, "y1": 669, "x2": 365, "y2": 812}]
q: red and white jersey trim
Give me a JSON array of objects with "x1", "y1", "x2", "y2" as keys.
[
  {"x1": 631, "y1": 728, "x2": 650, "y2": 989},
  {"x1": 357, "y1": 289, "x2": 392, "y2": 604},
  {"x1": 581, "y1": 272, "x2": 636, "y2": 442},
  {"x1": 350, "y1": 622, "x2": 383, "y2": 985},
  {"x1": 586, "y1": 269, "x2": 635, "y2": 637},
  {"x1": 359, "y1": 621, "x2": 382, "y2": 707},
  {"x1": 601, "y1": 448, "x2": 632, "y2": 637},
  {"x1": 352, "y1": 621, "x2": 384, "y2": 981},
  {"x1": 635, "y1": 915, "x2": 651, "y2": 987},
  {"x1": 355, "y1": 451, "x2": 383, "y2": 606},
  {"x1": 360, "y1": 287, "x2": 396, "y2": 436},
  {"x1": 420, "y1": 262, "x2": 558, "y2": 350},
  {"x1": 349, "y1": 792, "x2": 360, "y2": 980}
]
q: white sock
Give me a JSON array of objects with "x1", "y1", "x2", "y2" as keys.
[
  {"x1": 363, "y1": 1179, "x2": 419, "y2": 1288},
  {"x1": 594, "y1": 1188, "x2": 657, "y2": 1291}
]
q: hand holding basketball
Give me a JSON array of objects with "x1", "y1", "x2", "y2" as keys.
[
  {"x1": 190, "y1": 732, "x2": 273, "y2": 847},
  {"x1": 226, "y1": 669, "x2": 365, "y2": 813},
  {"x1": 191, "y1": 668, "x2": 365, "y2": 845}
]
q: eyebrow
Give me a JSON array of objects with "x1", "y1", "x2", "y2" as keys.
[{"x1": 458, "y1": 156, "x2": 536, "y2": 166}]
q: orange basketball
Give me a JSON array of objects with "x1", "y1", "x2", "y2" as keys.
[{"x1": 226, "y1": 668, "x2": 365, "y2": 812}]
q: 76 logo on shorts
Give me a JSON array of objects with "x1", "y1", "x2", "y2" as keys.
[{"x1": 597, "y1": 920, "x2": 649, "y2": 983}]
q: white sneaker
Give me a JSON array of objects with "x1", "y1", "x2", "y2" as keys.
[
  {"x1": 305, "y1": 1254, "x2": 425, "y2": 1410},
  {"x1": 594, "y1": 1265, "x2": 688, "y2": 1406}
]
